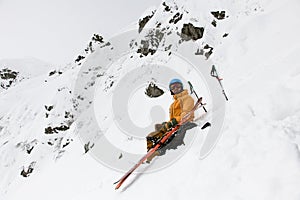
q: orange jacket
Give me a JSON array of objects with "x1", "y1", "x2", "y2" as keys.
[{"x1": 169, "y1": 89, "x2": 194, "y2": 123}]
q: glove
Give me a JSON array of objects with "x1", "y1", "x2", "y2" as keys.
[
  {"x1": 159, "y1": 118, "x2": 178, "y2": 133},
  {"x1": 167, "y1": 118, "x2": 178, "y2": 129},
  {"x1": 161, "y1": 118, "x2": 178, "y2": 132}
]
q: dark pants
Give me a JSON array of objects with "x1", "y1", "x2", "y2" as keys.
[{"x1": 158, "y1": 122, "x2": 197, "y2": 156}]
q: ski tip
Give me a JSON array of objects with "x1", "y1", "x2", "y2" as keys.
[
  {"x1": 114, "y1": 183, "x2": 120, "y2": 190},
  {"x1": 115, "y1": 182, "x2": 122, "y2": 190}
]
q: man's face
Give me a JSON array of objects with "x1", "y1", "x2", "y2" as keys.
[{"x1": 170, "y1": 83, "x2": 183, "y2": 95}]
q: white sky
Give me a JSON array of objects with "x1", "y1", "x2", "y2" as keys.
[{"x1": 0, "y1": 0, "x2": 162, "y2": 66}]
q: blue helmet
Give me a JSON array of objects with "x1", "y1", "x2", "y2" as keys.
[
  {"x1": 169, "y1": 78, "x2": 182, "y2": 86},
  {"x1": 169, "y1": 78, "x2": 183, "y2": 88},
  {"x1": 169, "y1": 78, "x2": 183, "y2": 94}
]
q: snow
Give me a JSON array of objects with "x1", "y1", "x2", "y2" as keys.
[{"x1": 1, "y1": 0, "x2": 300, "y2": 199}]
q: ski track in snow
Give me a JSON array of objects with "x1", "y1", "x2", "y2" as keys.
[{"x1": 1, "y1": 0, "x2": 300, "y2": 199}]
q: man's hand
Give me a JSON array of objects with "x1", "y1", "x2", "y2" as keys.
[{"x1": 167, "y1": 118, "x2": 178, "y2": 129}]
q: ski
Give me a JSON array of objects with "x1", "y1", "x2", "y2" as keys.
[{"x1": 114, "y1": 97, "x2": 204, "y2": 190}]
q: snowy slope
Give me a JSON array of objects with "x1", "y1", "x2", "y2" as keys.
[
  {"x1": 0, "y1": 58, "x2": 53, "y2": 92},
  {"x1": 1, "y1": 0, "x2": 300, "y2": 199},
  {"x1": 0, "y1": 59, "x2": 79, "y2": 197}
]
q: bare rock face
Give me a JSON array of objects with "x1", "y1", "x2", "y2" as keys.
[
  {"x1": 169, "y1": 12, "x2": 183, "y2": 24},
  {"x1": 137, "y1": 29, "x2": 165, "y2": 57},
  {"x1": 211, "y1": 11, "x2": 227, "y2": 20},
  {"x1": 0, "y1": 68, "x2": 19, "y2": 90},
  {"x1": 180, "y1": 23, "x2": 204, "y2": 41},
  {"x1": 138, "y1": 11, "x2": 156, "y2": 33},
  {"x1": 145, "y1": 82, "x2": 164, "y2": 98},
  {"x1": 20, "y1": 162, "x2": 36, "y2": 177}
]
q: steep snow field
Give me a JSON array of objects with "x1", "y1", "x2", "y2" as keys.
[{"x1": 1, "y1": 0, "x2": 300, "y2": 200}]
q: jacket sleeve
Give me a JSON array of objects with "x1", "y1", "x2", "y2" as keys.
[
  {"x1": 169, "y1": 102, "x2": 181, "y2": 123},
  {"x1": 180, "y1": 96, "x2": 194, "y2": 120},
  {"x1": 173, "y1": 115, "x2": 181, "y2": 124}
]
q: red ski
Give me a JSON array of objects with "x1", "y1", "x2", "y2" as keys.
[{"x1": 114, "y1": 97, "x2": 204, "y2": 190}]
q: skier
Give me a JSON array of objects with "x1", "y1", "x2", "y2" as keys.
[
  {"x1": 146, "y1": 78, "x2": 197, "y2": 163},
  {"x1": 114, "y1": 79, "x2": 203, "y2": 189}
]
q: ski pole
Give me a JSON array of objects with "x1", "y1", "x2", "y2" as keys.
[
  {"x1": 210, "y1": 65, "x2": 228, "y2": 101},
  {"x1": 188, "y1": 81, "x2": 207, "y2": 113}
]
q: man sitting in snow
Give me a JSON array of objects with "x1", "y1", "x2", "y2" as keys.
[{"x1": 146, "y1": 78, "x2": 197, "y2": 163}]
